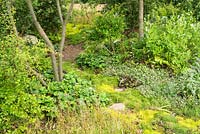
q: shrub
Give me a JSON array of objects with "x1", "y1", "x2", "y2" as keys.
[
  {"x1": 37, "y1": 73, "x2": 110, "y2": 117},
  {"x1": 76, "y1": 53, "x2": 108, "y2": 70},
  {"x1": 0, "y1": 91, "x2": 42, "y2": 133},
  {"x1": 143, "y1": 5, "x2": 200, "y2": 73},
  {"x1": 14, "y1": 0, "x2": 64, "y2": 34},
  {"x1": 66, "y1": 23, "x2": 89, "y2": 45},
  {"x1": 88, "y1": 9, "x2": 126, "y2": 53},
  {"x1": 0, "y1": 35, "x2": 43, "y2": 133}
]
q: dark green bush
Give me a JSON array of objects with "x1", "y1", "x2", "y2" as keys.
[
  {"x1": 76, "y1": 53, "x2": 108, "y2": 70},
  {"x1": 88, "y1": 9, "x2": 126, "y2": 53},
  {"x1": 14, "y1": 0, "x2": 63, "y2": 34}
]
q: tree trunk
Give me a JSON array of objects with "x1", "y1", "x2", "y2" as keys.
[
  {"x1": 56, "y1": 0, "x2": 63, "y2": 24},
  {"x1": 139, "y1": 0, "x2": 144, "y2": 39},
  {"x1": 58, "y1": 0, "x2": 74, "y2": 81},
  {"x1": 26, "y1": 0, "x2": 59, "y2": 81}
]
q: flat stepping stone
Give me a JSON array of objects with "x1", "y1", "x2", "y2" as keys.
[
  {"x1": 115, "y1": 88, "x2": 126, "y2": 92},
  {"x1": 109, "y1": 103, "x2": 125, "y2": 111}
]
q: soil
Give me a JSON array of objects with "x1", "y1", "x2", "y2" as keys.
[{"x1": 63, "y1": 43, "x2": 84, "y2": 61}]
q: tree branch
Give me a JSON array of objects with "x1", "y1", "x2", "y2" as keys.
[
  {"x1": 56, "y1": 0, "x2": 63, "y2": 24},
  {"x1": 26, "y1": 0, "x2": 59, "y2": 81},
  {"x1": 58, "y1": 0, "x2": 74, "y2": 81}
]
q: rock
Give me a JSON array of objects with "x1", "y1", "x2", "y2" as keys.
[
  {"x1": 115, "y1": 88, "x2": 125, "y2": 92},
  {"x1": 109, "y1": 103, "x2": 125, "y2": 111},
  {"x1": 23, "y1": 35, "x2": 38, "y2": 45}
]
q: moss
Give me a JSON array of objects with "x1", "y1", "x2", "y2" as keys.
[
  {"x1": 139, "y1": 110, "x2": 158, "y2": 123},
  {"x1": 151, "y1": 112, "x2": 199, "y2": 133},
  {"x1": 154, "y1": 112, "x2": 178, "y2": 123},
  {"x1": 108, "y1": 90, "x2": 151, "y2": 111},
  {"x1": 96, "y1": 84, "x2": 115, "y2": 93},
  {"x1": 63, "y1": 62, "x2": 118, "y2": 86},
  {"x1": 143, "y1": 129, "x2": 162, "y2": 134},
  {"x1": 177, "y1": 116, "x2": 200, "y2": 130}
]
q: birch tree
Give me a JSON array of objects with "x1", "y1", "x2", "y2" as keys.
[{"x1": 26, "y1": 0, "x2": 74, "y2": 81}]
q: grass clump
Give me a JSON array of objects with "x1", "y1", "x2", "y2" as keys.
[{"x1": 27, "y1": 108, "x2": 137, "y2": 134}]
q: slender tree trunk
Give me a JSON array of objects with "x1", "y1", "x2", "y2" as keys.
[
  {"x1": 58, "y1": 0, "x2": 74, "y2": 81},
  {"x1": 139, "y1": 0, "x2": 144, "y2": 39},
  {"x1": 56, "y1": 0, "x2": 63, "y2": 24},
  {"x1": 26, "y1": 0, "x2": 59, "y2": 81}
]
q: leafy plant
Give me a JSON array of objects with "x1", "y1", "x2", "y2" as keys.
[
  {"x1": 88, "y1": 9, "x2": 126, "y2": 53},
  {"x1": 0, "y1": 91, "x2": 42, "y2": 133},
  {"x1": 76, "y1": 53, "x2": 108, "y2": 70},
  {"x1": 37, "y1": 73, "x2": 110, "y2": 117},
  {"x1": 66, "y1": 23, "x2": 89, "y2": 45},
  {"x1": 0, "y1": 35, "x2": 43, "y2": 133},
  {"x1": 143, "y1": 5, "x2": 200, "y2": 73},
  {"x1": 14, "y1": 0, "x2": 64, "y2": 34}
]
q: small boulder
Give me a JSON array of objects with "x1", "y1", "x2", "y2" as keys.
[
  {"x1": 109, "y1": 103, "x2": 125, "y2": 111},
  {"x1": 23, "y1": 35, "x2": 38, "y2": 45},
  {"x1": 115, "y1": 88, "x2": 126, "y2": 92}
]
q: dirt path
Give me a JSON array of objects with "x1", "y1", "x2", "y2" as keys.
[{"x1": 63, "y1": 43, "x2": 84, "y2": 61}]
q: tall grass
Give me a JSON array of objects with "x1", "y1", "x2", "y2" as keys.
[{"x1": 27, "y1": 108, "x2": 136, "y2": 134}]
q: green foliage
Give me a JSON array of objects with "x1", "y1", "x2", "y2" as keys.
[
  {"x1": 0, "y1": 91, "x2": 42, "y2": 133},
  {"x1": 14, "y1": 0, "x2": 65, "y2": 34},
  {"x1": 75, "y1": 10, "x2": 128, "y2": 70},
  {"x1": 0, "y1": 35, "x2": 109, "y2": 132},
  {"x1": 76, "y1": 53, "x2": 107, "y2": 70},
  {"x1": 0, "y1": 35, "x2": 43, "y2": 133},
  {"x1": 89, "y1": 9, "x2": 126, "y2": 43},
  {"x1": 75, "y1": 38, "x2": 136, "y2": 71},
  {"x1": 103, "y1": 61, "x2": 200, "y2": 118},
  {"x1": 37, "y1": 73, "x2": 110, "y2": 117},
  {"x1": 0, "y1": 1, "x2": 14, "y2": 37},
  {"x1": 168, "y1": 0, "x2": 200, "y2": 21},
  {"x1": 142, "y1": 6, "x2": 200, "y2": 73},
  {"x1": 152, "y1": 113, "x2": 192, "y2": 134},
  {"x1": 66, "y1": 23, "x2": 89, "y2": 45}
]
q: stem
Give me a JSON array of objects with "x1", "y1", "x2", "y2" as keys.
[
  {"x1": 26, "y1": 0, "x2": 59, "y2": 81},
  {"x1": 58, "y1": 0, "x2": 74, "y2": 81},
  {"x1": 56, "y1": 0, "x2": 63, "y2": 24}
]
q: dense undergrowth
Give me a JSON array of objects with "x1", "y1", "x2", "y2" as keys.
[
  {"x1": 75, "y1": 4, "x2": 200, "y2": 119},
  {"x1": 1, "y1": 1, "x2": 200, "y2": 133}
]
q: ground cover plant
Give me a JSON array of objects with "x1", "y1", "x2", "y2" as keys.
[{"x1": 1, "y1": 0, "x2": 200, "y2": 133}]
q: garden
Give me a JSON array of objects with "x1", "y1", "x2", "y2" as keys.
[{"x1": 0, "y1": 0, "x2": 200, "y2": 133}]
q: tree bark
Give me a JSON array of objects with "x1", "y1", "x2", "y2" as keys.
[
  {"x1": 26, "y1": 0, "x2": 59, "y2": 81},
  {"x1": 56, "y1": 0, "x2": 63, "y2": 24},
  {"x1": 139, "y1": 0, "x2": 144, "y2": 39},
  {"x1": 58, "y1": 0, "x2": 74, "y2": 81}
]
